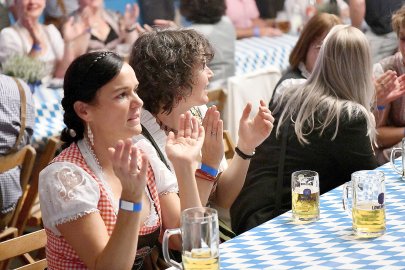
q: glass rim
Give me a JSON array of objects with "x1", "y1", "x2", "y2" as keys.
[
  {"x1": 291, "y1": 170, "x2": 319, "y2": 177},
  {"x1": 351, "y1": 170, "x2": 384, "y2": 179},
  {"x1": 182, "y1": 207, "x2": 218, "y2": 221}
]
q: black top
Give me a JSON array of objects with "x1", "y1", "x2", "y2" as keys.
[
  {"x1": 364, "y1": 0, "x2": 404, "y2": 35},
  {"x1": 230, "y1": 104, "x2": 378, "y2": 235}
]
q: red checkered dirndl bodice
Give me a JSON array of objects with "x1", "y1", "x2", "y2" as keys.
[{"x1": 45, "y1": 143, "x2": 161, "y2": 269}]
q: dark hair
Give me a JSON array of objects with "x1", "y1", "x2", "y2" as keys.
[
  {"x1": 60, "y1": 51, "x2": 123, "y2": 148},
  {"x1": 179, "y1": 0, "x2": 226, "y2": 24},
  {"x1": 289, "y1": 13, "x2": 341, "y2": 70},
  {"x1": 129, "y1": 29, "x2": 213, "y2": 115}
]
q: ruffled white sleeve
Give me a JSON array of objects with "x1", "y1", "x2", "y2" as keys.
[{"x1": 38, "y1": 162, "x2": 100, "y2": 236}]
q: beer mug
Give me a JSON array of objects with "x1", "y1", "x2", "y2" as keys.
[
  {"x1": 342, "y1": 170, "x2": 386, "y2": 238},
  {"x1": 291, "y1": 170, "x2": 320, "y2": 222},
  {"x1": 162, "y1": 207, "x2": 219, "y2": 270},
  {"x1": 390, "y1": 137, "x2": 405, "y2": 179}
]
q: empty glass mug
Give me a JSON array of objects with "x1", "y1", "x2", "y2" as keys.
[
  {"x1": 390, "y1": 137, "x2": 405, "y2": 179},
  {"x1": 342, "y1": 170, "x2": 386, "y2": 238},
  {"x1": 291, "y1": 170, "x2": 320, "y2": 222},
  {"x1": 162, "y1": 207, "x2": 219, "y2": 270}
]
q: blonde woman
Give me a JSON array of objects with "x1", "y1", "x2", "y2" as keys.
[{"x1": 231, "y1": 25, "x2": 379, "y2": 234}]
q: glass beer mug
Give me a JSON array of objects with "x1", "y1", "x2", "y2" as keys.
[
  {"x1": 291, "y1": 170, "x2": 320, "y2": 222},
  {"x1": 342, "y1": 170, "x2": 386, "y2": 238},
  {"x1": 390, "y1": 137, "x2": 405, "y2": 179},
  {"x1": 162, "y1": 207, "x2": 219, "y2": 270}
]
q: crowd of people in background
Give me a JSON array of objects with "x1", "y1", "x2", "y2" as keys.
[{"x1": 1, "y1": 0, "x2": 405, "y2": 269}]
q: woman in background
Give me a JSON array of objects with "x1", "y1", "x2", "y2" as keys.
[
  {"x1": 231, "y1": 25, "x2": 378, "y2": 234},
  {"x1": 0, "y1": 0, "x2": 86, "y2": 80},
  {"x1": 273, "y1": 12, "x2": 341, "y2": 96}
]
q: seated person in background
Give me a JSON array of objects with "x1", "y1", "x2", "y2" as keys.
[
  {"x1": 129, "y1": 29, "x2": 273, "y2": 236},
  {"x1": 39, "y1": 51, "x2": 205, "y2": 268},
  {"x1": 0, "y1": 74, "x2": 35, "y2": 230},
  {"x1": 0, "y1": 0, "x2": 11, "y2": 30},
  {"x1": 349, "y1": 0, "x2": 403, "y2": 63},
  {"x1": 0, "y1": 0, "x2": 88, "y2": 80},
  {"x1": 231, "y1": 25, "x2": 379, "y2": 234},
  {"x1": 44, "y1": 0, "x2": 79, "y2": 30},
  {"x1": 373, "y1": 5, "x2": 405, "y2": 164},
  {"x1": 273, "y1": 13, "x2": 341, "y2": 97},
  {"x1": 179, "y1": 0, "x2": 236, "y2": 87},
  {"x1": 70, "y1": 0, "x2": 140, "y2": 53},
  {"x1": 225, "y1": 0, "x2": 282, "y2": 38}
]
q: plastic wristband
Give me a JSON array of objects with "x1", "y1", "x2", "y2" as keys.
[
  {"x1": 235, "y1": 146, "x2": 255, "y2": 160},
  {"x1": 196, "y1": 169, "x2": 217, "y2": 183},
  {"x1": 32, "y1": 43, "x2": 42, "y2": 51},
  {"x1": 200, "y1": 163, "x2": 218, "y2": 177},
  {"x1": 253, "y1": 26, "x2": 260, "y2": 37},
  {"x1": 377, "y1": 105, "x2": 385, "y2": 111},
  {"x1": 119, "y1": 199, "x2": 142, "y2": 212}
]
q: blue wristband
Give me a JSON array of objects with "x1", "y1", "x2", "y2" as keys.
[
  {"x1": 32, "y1": 43, "x2": 41, "y2": 51},
  {"x1": 377, "y1": 105, "x2": 385, "y2": 111},
  {"x1": 119, "y1": 199, "x2": 142, "y2": 212},
  {"x1": 200, "y1": 163, "x2": 218, "y2": 177},
  {"x1": 253, "y1": 26, "x2": 260, "y2": 37}
]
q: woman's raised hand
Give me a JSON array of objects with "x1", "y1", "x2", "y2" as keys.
[
  {"x1": 109, "y1": 138, "x2": 148, "y2": 201},
  {"x1": 237, "y1": 100, "x2": 274, "y2": 154},
  {"x1": 201, "y1": 106, "x2": 224, "y2": 169},
  {"x1": 62, "y1": 16, "x2": 91, "y2": 56},
  {"x1": 166, "y1": 111, "x2": 205, "y2": 168},
  {"x1": 375, "y1": 70, "x2": 405, "y2": 106}
]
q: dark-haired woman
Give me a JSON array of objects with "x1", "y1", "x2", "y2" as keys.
[
  {"x1": 38, "y1": 51, "x2": 205, "y2": 269},
  {"x1": 130, "y1": 29, "x2": 274, "y2": 234}
]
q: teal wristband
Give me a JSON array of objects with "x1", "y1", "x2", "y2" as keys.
[
  {"x1": 200, "y1": 163, "x2": 218, "y2": 177},
  {"x1": 253, "y1": 26, "x2": 260, "y2": 37},
  {"x1": 119, "y1": 199, "x2": 142, "y2": 212}
]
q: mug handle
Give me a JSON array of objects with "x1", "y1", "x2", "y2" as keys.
[
  {"x1": 342, "y1": 182, "x2": 352, "y2": 217},
  {"x1": 162, "y1": 228, "x2": 183, "y2": 269},
  {"x1": 390, "y1": 147, "x2": 403, "y2": 175}
]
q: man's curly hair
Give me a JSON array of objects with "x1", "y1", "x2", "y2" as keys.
[{"x1": 129, "y1": 28, "x2": 214, "y2": 115}]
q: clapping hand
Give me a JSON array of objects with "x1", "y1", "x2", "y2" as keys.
[
  {"x1": 62, "y1": 14, "x2": 91, "y2": 56},
  {"x1": 237, "y1": 100, "x2": 274, "y2": 153},
  {"x1": 201, "y1": 106, "x2": 224, "y2": 169},
  {"x1": 109, "y1": 138, "x2": 148, "y2": 200},
  {"x1": 166, "y1": 112, "x2": 205, "y2": 168},
  {"x1": 375, "y1": 70, "x2": 405, "y2": 106}
]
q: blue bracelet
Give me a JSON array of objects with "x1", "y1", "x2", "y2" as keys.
[
  {"x1": 32, "y1": 43, "x2": 41, "y2": 51},
  {"x1": 200, "y1": 163, "x2": 218, "y2": 177},
  {"x1": 119, "y1": 199, "x2": 142, "y2": 212},
  {"x1": 253, "y1": 26, "x2": 260, "y2": 37},
  {"x1": 377, "y1": 105, "x2": 385, "y2": 111}
]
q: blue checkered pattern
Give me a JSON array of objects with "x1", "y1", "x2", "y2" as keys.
[
  {"x1": 32, "y1": 87, "x2": 64, "y2": 149},
  {"x1": 220, "y1": 161, "x2": 405, "y2": 269},
  {"x1": 235, "y1": 35, "x2": 298, "y2": 76}
]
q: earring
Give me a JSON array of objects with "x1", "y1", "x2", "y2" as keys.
[{"x1": 87, "y1": 124, "x2": 94, "y2": 146}]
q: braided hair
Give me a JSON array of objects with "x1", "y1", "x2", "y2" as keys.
[{"x1": 60, "y1": 51, "x2": 123, "y2": 148}]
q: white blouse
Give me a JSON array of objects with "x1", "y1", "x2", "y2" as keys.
[{"x1": 39, "y1": 139, "x2": 163, "y2": 236}]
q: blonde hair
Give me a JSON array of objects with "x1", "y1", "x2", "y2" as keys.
[
  {"x1": 275, "y1": 25, "x2": 375, "y2": 144},
  {"x1": 392, "y1": 4, "x2": 405, "y2": 36}
]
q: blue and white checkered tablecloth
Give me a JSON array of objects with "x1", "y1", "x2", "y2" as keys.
[
  {"x1": 220, "y1": 162, "x2": 405, "y2": 269},
  {"x1": 235, "y1": 34, "x2": 298, "y2": 76},
  {"x1": 32, "y1": 86, "x2": 64, "y2": 150}
]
